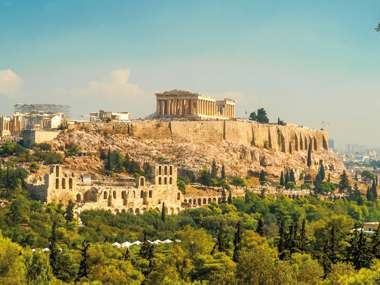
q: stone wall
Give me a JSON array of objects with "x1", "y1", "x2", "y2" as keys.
[
  {"x1": 127, "y1": 120, "x2": 328, "y2": 153},
  {"x1": 22, "y1": 129, "x2": 60, "y2": 147}
]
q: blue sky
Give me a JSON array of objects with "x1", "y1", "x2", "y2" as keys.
[{"x1": 0, "y1": 0, "x2": 380, "y2": 147}]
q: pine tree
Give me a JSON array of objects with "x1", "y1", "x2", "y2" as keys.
[
  {"x1": 211, "y1": 160, "x2": 218, "y2": 179},
  {"x1": 307, "y1": 141, "x2": 312, "y2": 168},
  {"x1": 76, "y1": 240, "x2": 90, "y2": 281},
  {"x1": 280, "y1": 171, "x2": 284, "y2": 187},
  {"x1": 161, "y1": 202, "x2": 166, "y2": 222},
  {"x1": 346, "y1": 230, "x2": 372, "y2": 269},
  {"x1": 256, "y1": 217, "x2": 264, "y2": 236},
  {"x1": 233, "y1": 221, "x2": 242, "y2": 262},
  {"x1": 221, "y1": 165, "x2": 226, "y2": 179},
  {"x1": 49, "y1": 221, "x2": 59, "y2": 276},
  {"x1": 65, "y1": 200, "x2": 75, "y2": 222}
]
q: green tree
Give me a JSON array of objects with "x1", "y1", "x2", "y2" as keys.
[
  {"x1": 256, "y1": 217, "x2": 264, "y2": 236},
  {"x1": 25, "y1": 250, "x2": 54, "y2": 285},
  {"x1": 249, "y1": 108, "x2": 269, "y2": 123},
  {"x1": 65, "y1": 200, "x2": 75, "y2": 222},
  {"x1": 49, "y1": 221, "x2": 59, "y2": 276},
  {"x1": 211, "y1": 159, "x2": 218, "y2": 179},
  {"x1": 259, "y1": 170, "x2": 266, "y2": 186},
  {"x1": 161, "y1": 202, "x2": 166, "y2": 223},
  {"x1": 221, "y1": 164, "x2": 226, "y2": 179},
  {"x1": 318, "y1": 160, "x2": 325, "y2": 181},
  {"x1": 76, "y1": 240, "x2": 90, "y2": 281},
  {"x1": 338, "y1": 170, "x2": 350, "y2": 192},
  {"x1": 233, "y1": 222, "x2": 242, "y2": 262},
  {"x1": 307, "y1": 141, "x2": 312, "y2": 168},
  {"x1": 0, "y1": 235, "x2": 26, "y2": 285},
  {"x1": 280, "y1": 171, "x2": 284, "y2": 187}
]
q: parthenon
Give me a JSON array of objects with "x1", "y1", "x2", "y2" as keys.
[{"x1": 155, "y1": 90, "x2": 236, "y2": 120}]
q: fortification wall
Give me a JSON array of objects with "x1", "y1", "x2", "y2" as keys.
[{"x1": 126, "y1": 120, "x2": 328, "y2": 153}]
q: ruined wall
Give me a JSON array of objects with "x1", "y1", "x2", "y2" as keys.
[{"x1": 126, "y1": 120, "x2": 328, "y2": 153}]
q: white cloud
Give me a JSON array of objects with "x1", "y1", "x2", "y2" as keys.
[
  {"x1": 0, "y1": 69, "x2": 23, "y2": 96},
  {"x1": 79, "y1": 68, "x2": 143, "y2": 97}
]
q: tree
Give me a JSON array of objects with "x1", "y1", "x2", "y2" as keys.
[
  {"x1": 0, "y1": 235, "x2": 26, "y2": 284},
  {"x1": 256, "y1": 217, "x2": 264, "y2": 236},
  {"x1": 211, "y1": 160, "x2": 218, "y2": 179},
  {"x1": 104, "y1": 148, "x2": 112, "y2": 175},
  {"x1": 221, "y1": 165, "x2": 226, "y2": 179},
  {"x1": 346, "y1": 230, "x2": 372, "y2": 270},
  {"x1": 299, "y1": 219, "x2": 307, "y2": 252},
  {"x1": 280, "y1": 171, "x2": 284, "y2": 187},
  {"x1": 233, "y1": 222, "x2": 242, "y2": 262},
  {"x1": 161, "y1": 202, "x2": 166, "y2": 223},
  {"x1": 26, "y1": 250, "x2": 54, "y2": 285},
  {"x1": 77, "y1": 240, "x2": 90, "y2": 281},
  {"x1": 318, "y1": 160, "x2": 325, "y2": 181},
  {"x1": 367, "y1": 179, "x2": 378, "y2": 201},
  {"x1": 289, "y1": 169, "x2": 296, "y2": 183},
  {"x1": 143, "y1": 162, "x2": 154, "y2": 182},
  {"x1": 249, "y1": 108, "x2": 269, "y2": 123},
  {"x1": 307, "y1": 141, "x2": 312, "y2": 168},
  {"x1": 278, "y1": 219, "x2": 287, "y2": 260},
  {"x1": 338, "y1": 171, "x2": 350, "y2": 192},
  {"x1": 65, "y1": 200, "x2": 75, "y2": 222},
  {"x1": 259, "y1": 170, "x2": 266, "y2": 186},
  {"x1": 49, "y1": 221, "x2": 59, "y2": 276}
]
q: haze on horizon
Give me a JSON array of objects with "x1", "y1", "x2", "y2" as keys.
[{"x1": 0, "y1": 0, "x2": 379, "y2": 148}]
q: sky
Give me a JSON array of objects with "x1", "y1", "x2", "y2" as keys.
[{"x1": 0, "y1": 0, "x2": 380, "y2": 148}]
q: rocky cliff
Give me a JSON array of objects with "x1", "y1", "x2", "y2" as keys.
[{"x1": 53, "y1": 120, "x2": 343, "y2": 179}]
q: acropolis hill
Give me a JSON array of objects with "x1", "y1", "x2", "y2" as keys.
[{"x1": 52, "y1": 118, "x2": 343, "y2": 179}]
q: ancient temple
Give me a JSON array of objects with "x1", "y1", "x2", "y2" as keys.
[{"x1": 155, "y1": 90, "x2": 235, "y2": 120}]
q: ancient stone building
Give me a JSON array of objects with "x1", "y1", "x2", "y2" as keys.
[
  {"x1": 26, "y1": 164, "x2": 237, "y2": 215},
  {"x1": 155, "y1": 90, "x2": 236, "y2": 120}
]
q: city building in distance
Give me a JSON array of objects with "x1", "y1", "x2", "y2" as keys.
[{"x1": 155, "y1": 90, "x2": 236, "y2": 120}]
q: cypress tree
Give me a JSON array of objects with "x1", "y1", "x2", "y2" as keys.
[
  {"x1": 233, "y1": 221, "x2": 242, "y2": 262},
  {"x1": 161, "y1": 202, "x2": 166, "y2": 222},
  {"x1": 338, "y1": 171, "x2": 350, "y2": 192},
  {"x1": 284, "y1": 170, "x2": 289, "y2": 188},
  {"x1": 289, "y1": 169, "x2": 296, "y2": 183},
  {"x1": 256, "y1": 217, "x2": 264, "y2": 236},
  {"x1": 105, "y1": 148, "x2": 112, "y2": 175},
  {"x1": 211, "y1": 160, "x2": 218, "y2": 179},
  {"x1": 318, "y1": 160, "x2": 325, "y2": 181},
  {"x1": 221, "y1": 165, "x2": 226, "y2": 179},
  {"x1": 76, "y1": 240, "x2": 90, "y2": 281},
  {"x1": 124, "y1": 247, "x2": 130, "y2": 261},
  {"x1": 371, "y1": 223, "x2": 380, "y2": 258},
  {"x1": 327, "y1": 224, "x2": 338, "y2": 264},
  {"x1": 280, "y1": 171, "x2": 284, "y2": 187},
  {"x1": 49, "y1": 221, "x2": 59, "y2": 276},
  {"x1": 347, "y1": 230, "x2": 372, "y2": 269},
  {"x1": 259, "y1": 170, "x2": 266, "y2": 186},
  {"x1": 307, "y1": 141, "x2": 312, "y2": 168},
  {"x1": 227, "y1": 190, "x2": 232, "y2": 204},
  {"x1": 278, "y1": 219, "x2": 286, "y2": 260},
  {"x1": 299, "y1": 219, "x2": 307, "y2": 251},
  {"x1": 65, "y1": 200, "x2": 75, "y2": 222}
]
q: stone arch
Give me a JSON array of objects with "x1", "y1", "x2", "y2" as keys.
[
  {"x1": 69, "y1": 178, "x2": 73, "y2": 189},
  {"x1": 170, "y1": 208, "x2": 174, "y2": 215},
  {"x1": 115, "y1": 209, "x2": 120, "y2": 214},
  {"x1": 139, "y1": 176, "x2": 145, "y2": 187},
  {"x1": 188, "y1": 199, "x2": 191, "y2": 204},
  {"x1": 61, "y1": 178, "x2": 66, "y2": 189},
  {"x1": 177, "y1": 192, "x2": 181, "y2": 200},
  {"x1": 121, "y1": 209, "x2": 126, "y2": 214},
  {"x1": 164, "y1": 166, "x2": 168, "y2": 175},
  {"x1": 198, "y1": 198, "x2": 202, "y2": 205},
  {"x1": 84, "y1": 188, "x2": 97, "y2": 202},
  {"x1": 103, "y1": 191, "x2": 108, "y2": 199},
  {"x1": 212, "y1": 198, "x2": 217, "y2": 203},
  {"x1": 128, "y1": 208, "x2": 133, "y2": 213},
  {"x1": 208, "y1": 198, "x2": 212, "y2": 203},
  {"x1": 169, "y1": 177, "x2": 173, "y2": 184},
  {"x1": 193, "y1": 199, "x2": 196, "y2": 205},
  {"x1": 113, "y1": 191, "x2": 117, "y2": 199},
  {"x1": 203, "y1": 198, "x2": 207, "y2": 204},
  {"x1": 176, "y1": 207, "x2": 180, "y2": 213},
  {"x1": 55, "y1": 178, "x2": 59, "y2": 189},
  {"x1": 76, "y1": 193, "x2": 82, "y2": 203},
  {"x1": 135, "y1": 208, "x2": 140, "y2": 215},
  {"x1": 55, "y1": 166, "x2": 60, "y2": 176}
]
